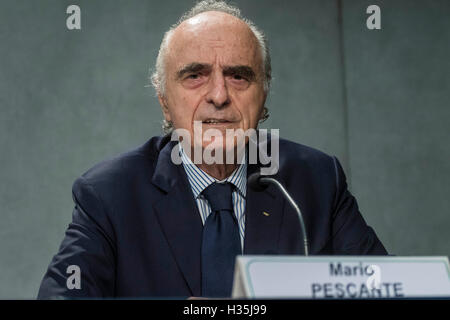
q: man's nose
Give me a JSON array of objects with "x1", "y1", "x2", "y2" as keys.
[{"x1": 205, "y1": 72, "x2": 230, "y2": 108}]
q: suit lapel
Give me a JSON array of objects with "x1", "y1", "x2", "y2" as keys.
[
  {"x1": 151, "y1": 140, "x2": 203, "y2": 296},
  {"x1": 243, "y1": 146, "x2": 286, "y2": 255},
  {"x1": 244, "y1": 185, "x2": 285, "y2": 254}
]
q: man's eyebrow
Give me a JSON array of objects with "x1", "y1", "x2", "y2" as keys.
[
  {"x1": 223, "y1": 65, "x2": 256, "y2": 81},
  {"x1": 176, "y1": 63, "x2": 211, "y2": 79},
  {"x1": 175, "y1": 63, "x2": 257, "y2": 81}
]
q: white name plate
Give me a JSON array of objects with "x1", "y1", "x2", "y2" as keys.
[{"x1": 232, "y1": 256, "x2": 450, "y2": 299}]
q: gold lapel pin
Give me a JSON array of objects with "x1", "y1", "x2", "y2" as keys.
[{"x1": 263, "y1": 211, "x2": 270, "y2": 217}]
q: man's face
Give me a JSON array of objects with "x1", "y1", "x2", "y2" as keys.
[{"x1": 159, "y1": 11, "x2": 267, "y2": 153}]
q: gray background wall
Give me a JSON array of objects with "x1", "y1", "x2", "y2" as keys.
[{"x1": 0, "y1": 0, "x2": 448, "y2": 298}]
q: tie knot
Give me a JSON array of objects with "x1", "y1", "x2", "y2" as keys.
[{"x1": 202, "y1": 182, "x2": 234, "y2": 212}]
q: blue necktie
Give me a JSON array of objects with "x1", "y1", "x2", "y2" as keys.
[{"x1": 201, "y1": 182, "x2": 242, "y2": 297}]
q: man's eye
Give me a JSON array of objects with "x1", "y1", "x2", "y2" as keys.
[
  {"x1": 233, "y1": 74, "x2": 246, "y2": 81},
  {"x1": 187, "y1": 74, "x2": 200, "y2": 79}
]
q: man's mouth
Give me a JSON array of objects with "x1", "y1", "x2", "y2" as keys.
[{"x1": 202, "y1": 118, "x2": 232, "y2": 124}]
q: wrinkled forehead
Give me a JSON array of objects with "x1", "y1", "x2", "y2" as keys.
[{"x1": 166, "y1": 12, "x2": 263, "y2": 73}]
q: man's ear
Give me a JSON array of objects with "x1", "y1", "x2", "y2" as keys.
[
  {"x1": 259, "y1": 92, "x2": 269, "y2": 121},
  {"x1": 158, "y1": 94, "x2": 171, "y2": 121}
]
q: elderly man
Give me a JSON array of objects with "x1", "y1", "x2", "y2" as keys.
[{"x1": 38, "y1": 0, "x2": 387, "y2": 299}]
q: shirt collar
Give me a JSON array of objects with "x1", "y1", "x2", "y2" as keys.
[{"x1": 179, "y1": 143, "x2": 247, "y2": 199}]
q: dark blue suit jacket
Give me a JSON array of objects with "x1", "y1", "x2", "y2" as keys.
[{"x1": 37, "y1": 134, "x2": 387, "y2": 299}]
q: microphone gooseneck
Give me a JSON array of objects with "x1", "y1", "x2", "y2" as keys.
[
  {"x1": 248, "y1": 172, "x2": 269, "y2": 192},
  {"x1": 248, "y1": 172, "x2": 309, "y2": 256}
]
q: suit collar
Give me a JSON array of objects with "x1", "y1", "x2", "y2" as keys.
[{"x1": 151, "y1": 136, "x2": 178, "y2": 192}]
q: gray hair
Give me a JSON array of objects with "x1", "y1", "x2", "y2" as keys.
[{"x1": 150, "y1": 0, "x2": 271, "y2": 133}]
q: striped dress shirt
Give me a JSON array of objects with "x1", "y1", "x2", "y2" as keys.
[{"x1": 179, "y1": 145, "x2": 247, "y2": 249}]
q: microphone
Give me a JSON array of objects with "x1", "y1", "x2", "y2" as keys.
[{"x1": 248, "y1": 172, "x2": 309, "y2": 256}]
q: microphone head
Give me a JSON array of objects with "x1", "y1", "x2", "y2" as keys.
[{"x1": 248, "y1": 172, "x2": 269, "y2": 192}]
